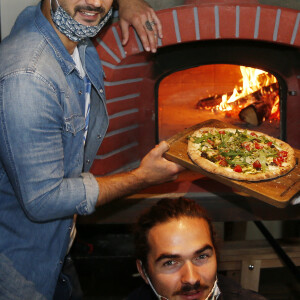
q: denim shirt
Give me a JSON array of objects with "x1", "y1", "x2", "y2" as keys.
[{"x1": 0, "y1": 3, "x2": 108, "y2": 299}]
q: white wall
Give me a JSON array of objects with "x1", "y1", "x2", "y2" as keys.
[{"x1": 1, "y1": 0, "x2": 39, "y2": 40}]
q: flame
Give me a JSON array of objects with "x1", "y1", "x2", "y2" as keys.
[
  {"x1": 199, "y1": 66, "x2": 280, "y2": 120},
  {"x1": 215, "y1": 66, "x2": 279, "y2": 114},
  {"x1": 197, "y1": 66, "x2": 280, "y2": 122},
  {"x1": 270, "y1": 95, "x2": 280, "y2": 119}
]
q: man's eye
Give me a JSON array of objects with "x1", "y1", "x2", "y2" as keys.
[
  {"x1": 195, "y1": 253, "x2": 209, "y2": 262},
  {"x1": 163, "y1": 260, "x2": 177, "y2": 267}
]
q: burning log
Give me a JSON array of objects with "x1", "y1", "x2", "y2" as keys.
[
  {"x1": 196, "y1": 83, "x2": 279, "y2": 110},
  {"x1": 196, "y1": 82, "x2": 279, "y2": 125},
  {"x1": 196, "y1": 92, "x2": 232, "y2": 109},
  {"x1": 239, "y1": 101, "x2": 271, "y2": 126},
  {"x1": 239, "y1": 83, "x2": 279, "y2": 126}
]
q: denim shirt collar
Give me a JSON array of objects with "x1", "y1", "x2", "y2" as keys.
[{"x1": 34, "y1": 3, "x2": 76, "y2": 75}]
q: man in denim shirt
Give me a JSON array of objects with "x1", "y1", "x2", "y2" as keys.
[{"x1": 0, "y1": 0, "x2": 184, "y2": 299}]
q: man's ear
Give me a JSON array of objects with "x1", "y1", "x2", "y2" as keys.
[{"x1": 136, "y1": 259, "x2": 149, "y2": 284}]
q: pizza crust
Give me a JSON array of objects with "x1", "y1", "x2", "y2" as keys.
[{"x1": 187, "y1": 127, "x2": 296, "y2": 182}]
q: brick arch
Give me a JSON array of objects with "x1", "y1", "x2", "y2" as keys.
[{"x1": 90, "y1": 3, "x2": 300, "y2": 175}]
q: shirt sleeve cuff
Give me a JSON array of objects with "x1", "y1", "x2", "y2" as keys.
[{"x1": 76, "y1": 172, "x2": 99, "y2": 215}]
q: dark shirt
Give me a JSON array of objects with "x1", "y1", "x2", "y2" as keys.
[{"x1": 126, "y1": 274, "x2": 268, "y2": 300}]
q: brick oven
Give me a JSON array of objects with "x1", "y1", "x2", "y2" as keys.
[{"x1": 90, "y1": 0, "x2": 300, "y2": 179}]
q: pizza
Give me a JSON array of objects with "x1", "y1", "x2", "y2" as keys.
[{"x1": 187, "y1": 127, "x2": 296, "y2": 181}]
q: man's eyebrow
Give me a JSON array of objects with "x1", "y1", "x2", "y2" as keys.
[
  {"x1": 155, "y1": 245, "x2": 214, "y2": 263},
  {"x1": 155, "y1": 254, "x2": 180, "y2": 263},
  {"x1": 194, "y1": 244, "x2": 213, "y2": 255}
]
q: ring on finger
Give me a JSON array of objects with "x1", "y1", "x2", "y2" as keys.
[{"x1": 145, "y1": 20, "x2": 153, "y2": 31}]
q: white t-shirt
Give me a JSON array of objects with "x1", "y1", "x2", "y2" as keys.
[{"x1": 71, "y1": 47, "x2": 91, "y2": 144}]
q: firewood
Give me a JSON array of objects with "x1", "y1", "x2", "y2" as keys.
[
  {"x1": 196, "y1": 82, "x2": 278, "y2": 110},
  {"x1": 239, "y1": 101, "x2": 271, "y2": 126},
  {"x1": 195, "y1": 94, "x2": 224, "y2": 109}
]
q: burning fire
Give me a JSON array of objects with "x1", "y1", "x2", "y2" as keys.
[{"x1": 199, "y1": 66, "x2": 280, "y2": 122}]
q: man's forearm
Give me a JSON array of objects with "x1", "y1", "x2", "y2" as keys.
[
  {"x1": 95, "y1": 141, "x2": 184, "y2": 207},
  {"x1": 95, "y1": 169, "x2": 148, "y2": 206}
]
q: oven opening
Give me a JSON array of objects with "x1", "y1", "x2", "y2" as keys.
[{"x1": 157, "y1": 63, "x2": 284, "y2": 142}]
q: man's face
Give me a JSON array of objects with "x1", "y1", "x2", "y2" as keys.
[
  {"x1": 55, "y1": 0, "x2": 113, "y2": 26},
  {"x1": 145, "y1": 217, "x2": 217, "y2": 300}
]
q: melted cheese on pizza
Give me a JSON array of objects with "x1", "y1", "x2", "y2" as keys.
[{"x1": 189, "y1": 129, "x2": 288, "y2": 174}]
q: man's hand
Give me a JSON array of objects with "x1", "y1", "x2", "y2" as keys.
[
  {"x1": 117, "y1": 0, "x2": 163, "y2": 53},
  {"x1": 134, "y1": 141, "x2": 185, "y2": 186}
]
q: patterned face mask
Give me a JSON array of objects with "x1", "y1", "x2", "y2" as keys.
[{"x1": 50, "y1": 0, "x2": 112, "y2": 42}]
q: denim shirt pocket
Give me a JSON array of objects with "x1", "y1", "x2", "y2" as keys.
[{"x1": 64, "y1": 115, "x2": 85, "y2": 136}]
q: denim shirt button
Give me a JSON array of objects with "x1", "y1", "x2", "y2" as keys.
[
  {"x1": 99, "y1": 89, "x2": 103, "y2": 93},
  {"x1": 86, "y1": 159, "x2": 90, "y2": 164},
  {"x1": 78, "y1": 90, "x2": 83, "y2": 95},
  {"x1": 97, "y1": 134, "x2": 101, "y2": 139}
]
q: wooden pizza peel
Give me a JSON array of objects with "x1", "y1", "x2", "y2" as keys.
[{"x1": 164, "y1": 119, "x2": 300, "y2": 208}]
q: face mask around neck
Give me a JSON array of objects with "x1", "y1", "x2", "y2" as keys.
[
  {"x1": 50, "y1": 0, "x2": 112, "y2": 42},
  {"x1": 205, "y1": 278, "x2": 221, "y2": 300}
]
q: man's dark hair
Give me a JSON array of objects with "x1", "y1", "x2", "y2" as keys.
[{"x1": 133, "y1": 197, "x2": 218, "y2": 269}]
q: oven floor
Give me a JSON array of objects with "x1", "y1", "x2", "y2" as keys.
[{"x1": 159, "y1": 103, "x2": 280, "y2": 141}]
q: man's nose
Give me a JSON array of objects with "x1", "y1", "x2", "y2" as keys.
[
  {"x1": 181, "y1": 262, "x2": 199, "y2": 284},
  {"x1": 85, "y1": 0, "x2": 103, "y2": 7}
]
